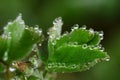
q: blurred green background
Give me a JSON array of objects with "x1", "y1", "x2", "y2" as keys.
[{"x1": 0, "y1": 0, "x2": 120, "y2": 80}]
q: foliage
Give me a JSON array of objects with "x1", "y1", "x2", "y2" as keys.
[{"x1": 0, "y1": 15, "x2": 109, "y2": 80}]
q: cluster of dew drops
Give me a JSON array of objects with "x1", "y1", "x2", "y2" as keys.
[
  {"x1": 0, "y1": 14, "x2": 43, "y2": 78},
  {"x1": 48, "y1": 17, "x2": 105, "y2": 51},
  {"x1": 46, "y1": 17, "x2": 110, "y2": 73}
]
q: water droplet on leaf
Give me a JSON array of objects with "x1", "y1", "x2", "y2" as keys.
[
  {"x1": 105, "y1": 58, "x2": 110, "y2": 61},
  {"x1": 99, "y1": 31, "x2": 104, "y2": 40},
  {"x1": 10, "y1": 67, "x2": 16, "y2": 72},
  {"x1": 53, "y1": 17, "x2": 63, "y2": 25},
  {"x1": 82, "y1": 44, "x2": 88, "y2": 49},
  {"x1": 71, "y1": 24, "x2": 79, "y2": 31},
  {"x1": 8, "y1": 22, "x2": 12, "y2": 25},
  {"x1": 81, "y1": 25, "x2": 87, "y2": 29},
  {"x1": 89, "y1": 28, "x2": 94, "y2": 34},
  {"x1": 38, "y1": 43, "x2": 42, "y2": 46}
]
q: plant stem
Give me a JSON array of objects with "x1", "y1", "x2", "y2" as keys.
[
  {"x1": 0, "y1": 60, "x2": 10, "y2": 80},
  {"x1": 6, "y1": 65, "x2": 10, "y2": 80}
]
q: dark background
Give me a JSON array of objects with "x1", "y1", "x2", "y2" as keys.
[{"x1": 0, "y1": 0, "x2": 120, "y2": 80}]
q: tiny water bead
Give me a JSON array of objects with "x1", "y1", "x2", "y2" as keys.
[
  {"x1": 34, "y1": 25, "x2": 39, "y2": 29},
  {"x1": 56, "y1": 37, "x2": 60, "y2": 40},
  {"x1": 8, "y1": 22, "x2": 12, "y2": 25},
  {"x1": 89, "y1": 46, "x2": 95, "y2": 50},
  {"x1": 82, "y1": 44, "x2": 88, "y2": 49},
  {"x1": 34, "y1": 27, "x2": 42, "y2": 35},
  {"x1": 100, "y1": 47, "x2": 105, "y2": 51},
  {"x1": 3, "y1": 26, "x2": 7, "y2": 30},
  {"x1": 91, "y1": 45, "x2": 101, "y2": 50},
  {"x1": 71, "y1": 24, "x2": 79, "y2": 31},
  {"x1": 98, "y1": 31, "x2": 104, "y2": 40},
  {"x1": 16, "y1": 14, "x2": 25, "y2": 25},
  {"x1": 89, "y1": 28, "x2": 94, "y2": 34},
  {"x1": 99, "y1": 31, "x2": 104, "y2": 36},
  {"x1": 73, "y1": 42, "x2": 78, "y2": 45},
  {"x1": 52, "y1": 42, "x2": 56, "y2": 45},
  {"x1": 25, "y1": 27, "x2": 29, "y2": 30},
  {"x1": 9, "y1": 67, "x2": 16, "y2": 72},
  {"x1": 38, "y1": 43, "x2": 42, "y2": 46},
  {"x1": 81, "y1": 25, "x2": 87, "y2": 29},
  {"x1": 53, "y1": 17, "x2": 63, "y2": 26},
  {"x1": 105, "y1": 58, "x2": 110, "y2": 61}
]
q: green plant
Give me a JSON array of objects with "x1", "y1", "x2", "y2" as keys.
[{"x1": 0, "y1": 14, "x2": 110, "y2": 80}]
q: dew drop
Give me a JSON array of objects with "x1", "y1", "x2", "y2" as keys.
[
  {"x1": 73, "y1": 42, "x2": 78, "y2": 45},
  {"x1": 25, "y1": 27, "x2": 28, "y2": 29},
  {"x1": 32, "y1": 48, "x2": 37, "y2": 52},
  {"x1": 16, "y1": 14, "x2": 25, "y2": 25},
  {"x1": 47, "y1": 32, "x2": 50, "y2": 35},
  {"x1": 38, "y1": 30, "x2": 42, "y2": 34},
  {"x1": 99, "y1": 31, "x2": 104, "y2": 40},
  {"x1": 10, "y1": 67, "x2": 16, "y2": 72},
  {"x1": 17, "y1": 13, "x2": 22, "y2": 19},
  {"x1": 52, "y1": 42, "x2": 56, "y2": 45},
  {"x1": 98, "y1": 44, "x2": 102, "y2": 49},
  {"x1": 87, "y1": 62, "x2": 91, "y2": 65},
  {"x1": 105, "y1": 58, "x2": 110, "y2": 61},
  {"x1": 3, "y1": 27, "x2": 7, "y2": 30},
  {"x1": 56, "y1": 37, "x2": 60, "y2": 40},
  {"x1": 62, "y1": 32, "x2": 68, "y2": 37},
  {"x1": 100, "y1": 36, "x2": 104, "y2": 40},
  {"x1": 72, "y1": 24, "x2": 79, "y2": 31},
  {"x1": 89, "y1": 45, "x2": 95, "y2": 50},
  {"x1": 71, "y1": 64, "x2": 77, "y2": 69},
  {"x1": 81, "y1": 25, "x2": 87, "y2": 29},
  {"x1": 8, "y1": 22, "x2": 12, "y2": 25},
  {"x1": 48, "y1": 64, "x2": 52, "y2": 68},
  {"x1": 34, "y1": 27, "x2": 39, "y2": 30},
  {"x1": 99, "y1": 31, "x2": 104, "y2": 36},
  {"x1": 49, "y1": 35, "x2": 53, "y2": 39},
  {"x1": 38, "y1": 43, "x2": 42, "y2": 46},
  {"x1": 100, "y1": 47, "x2": 105, "y2": 51},
  {"x1": 82, "y1": 44, "x2": 88, "y2": 49},
  {"x1": 71, "y1": 28, "x2": 74, "y2": 32},
  {"x1": 53, "y1": 17, "x2": 63, "y2": 25},
  {"x1": 89, "y1": 28, "x2": 94, "y2": 34}
]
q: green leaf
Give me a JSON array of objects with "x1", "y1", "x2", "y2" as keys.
[
  {"x1": 47, "y1": 44, "x2": 109, "y2": 72},
  {"x1": 3, "y1": 14, "x2": 25, "y2": 62},
  {"x1": 54, "y1": 33, "x2": 69, "y2": 48},
  {"x1": 8, "y1": 27, "x2": 42, "y2": 62},
  {"x1": 0, "y1": 36, "x2": 7, "y2": 59},
  {"x1": 4, "y1": 14, "x2": 25, "y2": 49},
  {"x1": 47, "y1": 18, "x2": 110, "y2": 73},
  {"x1": 1, "y1": 14, "x2": 42, "y2": 62}
]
